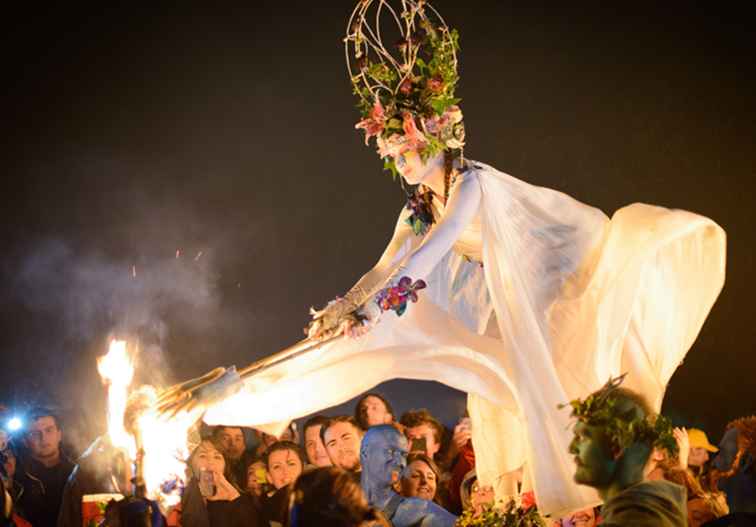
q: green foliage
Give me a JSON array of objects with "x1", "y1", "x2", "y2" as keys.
[
  {"x1": 383, "y1": 157, "x2": 399, "y2": 180},
  {"x1": 455, "y1": 501, "x2": 546, "y2": 527},
  {"x1": 560, "y1": 374, "x2": 678, "y2": 456}
]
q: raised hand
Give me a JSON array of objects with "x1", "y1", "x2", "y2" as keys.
[{"x1": 206, "y1": 471, "x2": 240, "y2": 502}]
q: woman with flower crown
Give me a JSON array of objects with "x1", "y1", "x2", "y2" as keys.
[{"x1": 202, "y1": 0, "x2": 726, "y2": 517}]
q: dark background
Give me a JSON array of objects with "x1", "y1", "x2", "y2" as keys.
[{"x1": 1, "y1": 3, "x2": 754, "y2": 453}]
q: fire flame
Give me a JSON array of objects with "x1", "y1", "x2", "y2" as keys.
[
  {"x1": 97, "y1": 339, "x2": 199, "y2": 511},
  {"x1": 97, "y1": 339, "x2": 136, "y2": 456}
]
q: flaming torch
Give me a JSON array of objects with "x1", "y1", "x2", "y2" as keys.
[{"x1": 97, "y1": 338, "x2": 202, "y2": 515}]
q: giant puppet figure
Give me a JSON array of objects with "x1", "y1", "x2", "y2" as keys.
[{"x1": 159, "y1": 0, "x2": 726, "y2": 517}]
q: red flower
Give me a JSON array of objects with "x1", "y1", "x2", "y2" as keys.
[
  {"x1": 520, "y1": 491, "x2": 536, "y2": 511},
  {"x1": 427, "y1": 76, "x2": 444, "y2": 93},
  {"x1": 399, "y1": 78, "x2": 413, "y2": 95}
]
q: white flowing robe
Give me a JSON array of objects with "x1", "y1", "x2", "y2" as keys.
[{"x1": 204, "y1": 161, "x2": 726, "y2": 517}]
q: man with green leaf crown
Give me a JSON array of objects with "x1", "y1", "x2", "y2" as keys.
[
  {"x1": 201, "y1": 0, "x2": 726, "y2": 518},
  {"x1": 566, "y1": 375, "x2": 687, "y2": 525}
]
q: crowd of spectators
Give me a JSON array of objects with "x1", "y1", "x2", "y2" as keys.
[{"x1": 0, "y1": 391, "x2": 754, "y2": 527}]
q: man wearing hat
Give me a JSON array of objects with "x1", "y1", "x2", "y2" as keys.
[{"x1": 688, "y1": 428, "x2": 719, "y2": 470}]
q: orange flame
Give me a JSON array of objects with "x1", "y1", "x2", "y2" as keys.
[{"x1": 97, "y1": 339, "x2": 136, "y2": 456}]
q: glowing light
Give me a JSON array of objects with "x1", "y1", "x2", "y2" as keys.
[
  {"x1": 96, "y1": 338, "x2": 198, "y2": 512},
  {"x1": 97, "y1": 339, "x2": 136, "y2": 456},
  {"x1": 7, "y1": 417, "x2": 22, "y2": 431}
]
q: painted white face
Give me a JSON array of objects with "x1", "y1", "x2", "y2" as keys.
[{"x1": 394, "y1": 150, "x2": 443, "y2": 186}]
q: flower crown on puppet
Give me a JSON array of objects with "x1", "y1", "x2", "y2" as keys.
[
  {"x1": 345, "y1": 0, "x2": 465, "y2": 177},
  {"x1": 560, "y1": 374, "x2": 678, "y2": 457}
]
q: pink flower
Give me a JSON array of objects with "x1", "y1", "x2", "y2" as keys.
[
  {"x1": 355, "y1": 98, "x2": 386, "y2": 144},
  {"x1": 402, "y1": 112, "x2": 427, "y2": 149}
]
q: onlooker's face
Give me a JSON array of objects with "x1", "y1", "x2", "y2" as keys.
[
  {"x1": 25, "y1": 416, "x2": 62, "y2": 462},
  {"x1": 304, "y1": 425, "x2": 331, "y2": 468},
  {"x1": 688, "y1": 447, "x2": 710, "y2": 467},
  {"x1": 470, "y1": 480, "x2": 494, "y2": 515},
  {"x1": 2, "y1": 449, "x2": 16, "y2": 478},
  {"x1": 405, "y1": 423, "x2": 441, "y2": 458},
  {"x1": 267, "y1": 449, "x2": 303, "y2": 490},
  {"x1": 569, "y1": 507, "x2": 596, "y2": 527},
  {"x1": 324, "y1": 421, "x2": 362, "y2": 471},
  {"x1": 687, "y1": 497, "x2": 716, "y2": 527},
  {"x1": 401, "y1": 459, "x2": 437, "y2": 501},
  {"x1": 191, "y1": 440, "x2": 226, "y2": 476},
  {"x1": 569, "y1": 422, "x2": 615, "y2": 487},
  {"x1": 360, "y1": 396, "x2": 393, "y2": 428},
  {"x1": 218, "y1": 427, "x2": 246, "y2": 461},
  {"x1": 246, "y1": 460, "x2": 267, "y2": 497}
]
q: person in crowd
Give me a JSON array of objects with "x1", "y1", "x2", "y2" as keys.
[
  {"x1": 555, "y1": 506, "x2": 600, "y2": 527},
  {"x1": 446, "y1": 416, "x2": 475, "y2": 514},
  {"x1": 354, "y1": 393, "x2": 395, "y2": 431},
  {"x1": 458, "y1": 470, "x2": 494, "y2": 518},
  {"x1": 321, "y1": 416, "x2": 364, "y2": 479},
  {"x1": 663, "y1": 468, "x2": 729, "y2": 526},
  {"x1": 688, "y1": 428, "x2": 719, "y2": 472},
  {"x1": 287, "y1": 466, "x2": 388, "y2": 527},
  {"x1": 710, "y1": 415, "x2": 756, "y2": 519},
  {"x1": 361, "y1": 424, "x2": 456, "y2": 527},
  {"x1": 245, "y1": 458, "x2": 270, "y2": 499},
  {"x1": 213, "y1": 426, "x2": 254, "y2": 491},
  {"x1": 1, "y1": 440, "x2": 30, "y2": 527},
  {"x1": 181, "y1": 437, "x2": 258, "y2": 527},
  {"x1": 399, "y1": 410, "x2": 445, "y2": 462},
  {"x1": 56, "y1": 435, "x2": 131, "y2": 527},
  {"x1": 259, "y1": 441, "x2": 305, "y2": 527},
  {"x1": 302, "y1": 415, "x2": 332, "y2": 468},
  {"x1": 14, "y1": 408, "x2": 75, "y2": 527},
  {"x1": 398, "y1": 453, "x2": 440, "y2": 504},
  {"x1": 265, "y1": 441, "x2": 304, "y2": 491},
  {"x1": 255, "y1": 423, "x2": 299, "y2": 459},
  {"x1": 567, "y1": 378, "x2": 687, "y2": 526}
]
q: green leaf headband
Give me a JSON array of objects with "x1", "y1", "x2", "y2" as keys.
[{"x1": 560, "y1": 374, "x2": 678, "y2": 456}]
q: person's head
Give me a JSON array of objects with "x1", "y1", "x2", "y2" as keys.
[
  {"x1": 360, "y1": 425, "x2": 408, "y2": 490},
  {"x1": 24, "y1": 407, "x2": 62, "y2": 465},
  {"x1": 470, "y1": 478, "x2": 494, "y2": 515},
  {"x1": 400, "y1": 453, "x2": 439, "y2": 502},
  {"x1": 321, "y1": 416, "x2": 363, "y2": 472},
  {"x1": 187, "y1": 437, "x2": 237, "y2": 487},
  {"x1": 399, "y1": 409, "x2": 444, "y2": 459},
  {"x1": 355, "y1": 393, "x2": 394, "y2": 431},
  {"x1": 567, "y1": 507, "x2": 597, "y2": 527},
  {"x1": 568, "y1": 386, "x2": 656, "y2": 495},
  {"x1": 687, "y1": 428, "x2": 718, "y2": 468},
  {"x1": 303, "y1": 416, "x2": 332, "y2": 468},
  {"x1": 288, "y1": 466, "x2": 388, "y2": 527},
  {"x1": 1, "y1": 442, "x2": 17, "y2": 479},
  {"x1": 265, "y1": 441, "x2": 304, "y2": 490},
  {"x1": 246, "y1": 459, "x2": 268, "y2": 497},
  {"x1": 686, "y1": 497, "x2": 717, "y2": 527},
  {"x1": 213, "y1": 426, "x2": 246, "y2": 462}
]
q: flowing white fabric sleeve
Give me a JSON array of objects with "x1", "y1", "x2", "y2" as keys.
[{"x1": 392, "y1": 171, "x2": 482, "y2": 283}]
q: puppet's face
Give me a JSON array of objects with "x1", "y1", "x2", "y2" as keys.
[
  {"x1": 394, "y1": 150, "x2": 443, "y2": 186},
  {"x1": 361, "y1": 425, "x2": 408, "y2": 489}
]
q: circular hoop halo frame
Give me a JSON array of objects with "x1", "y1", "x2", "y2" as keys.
[{"x1": 344, "y1": 0, "x2": 457, "y2": 107}]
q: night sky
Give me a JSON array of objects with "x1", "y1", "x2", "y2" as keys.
[{"x1": 1, "y1": 4, "x2": 754, "y2": 453}]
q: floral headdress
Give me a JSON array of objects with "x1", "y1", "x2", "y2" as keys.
[
  {"x1": 560, "y1": 374, "x2": 678, "y2": 456},
  {"x1": 345, "y1": 0, "x2": 465, "y2": 176}
]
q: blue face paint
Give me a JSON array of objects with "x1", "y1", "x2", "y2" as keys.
[{"x1": 360, "y1": 425, "x2": 457, "y2": 527}]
